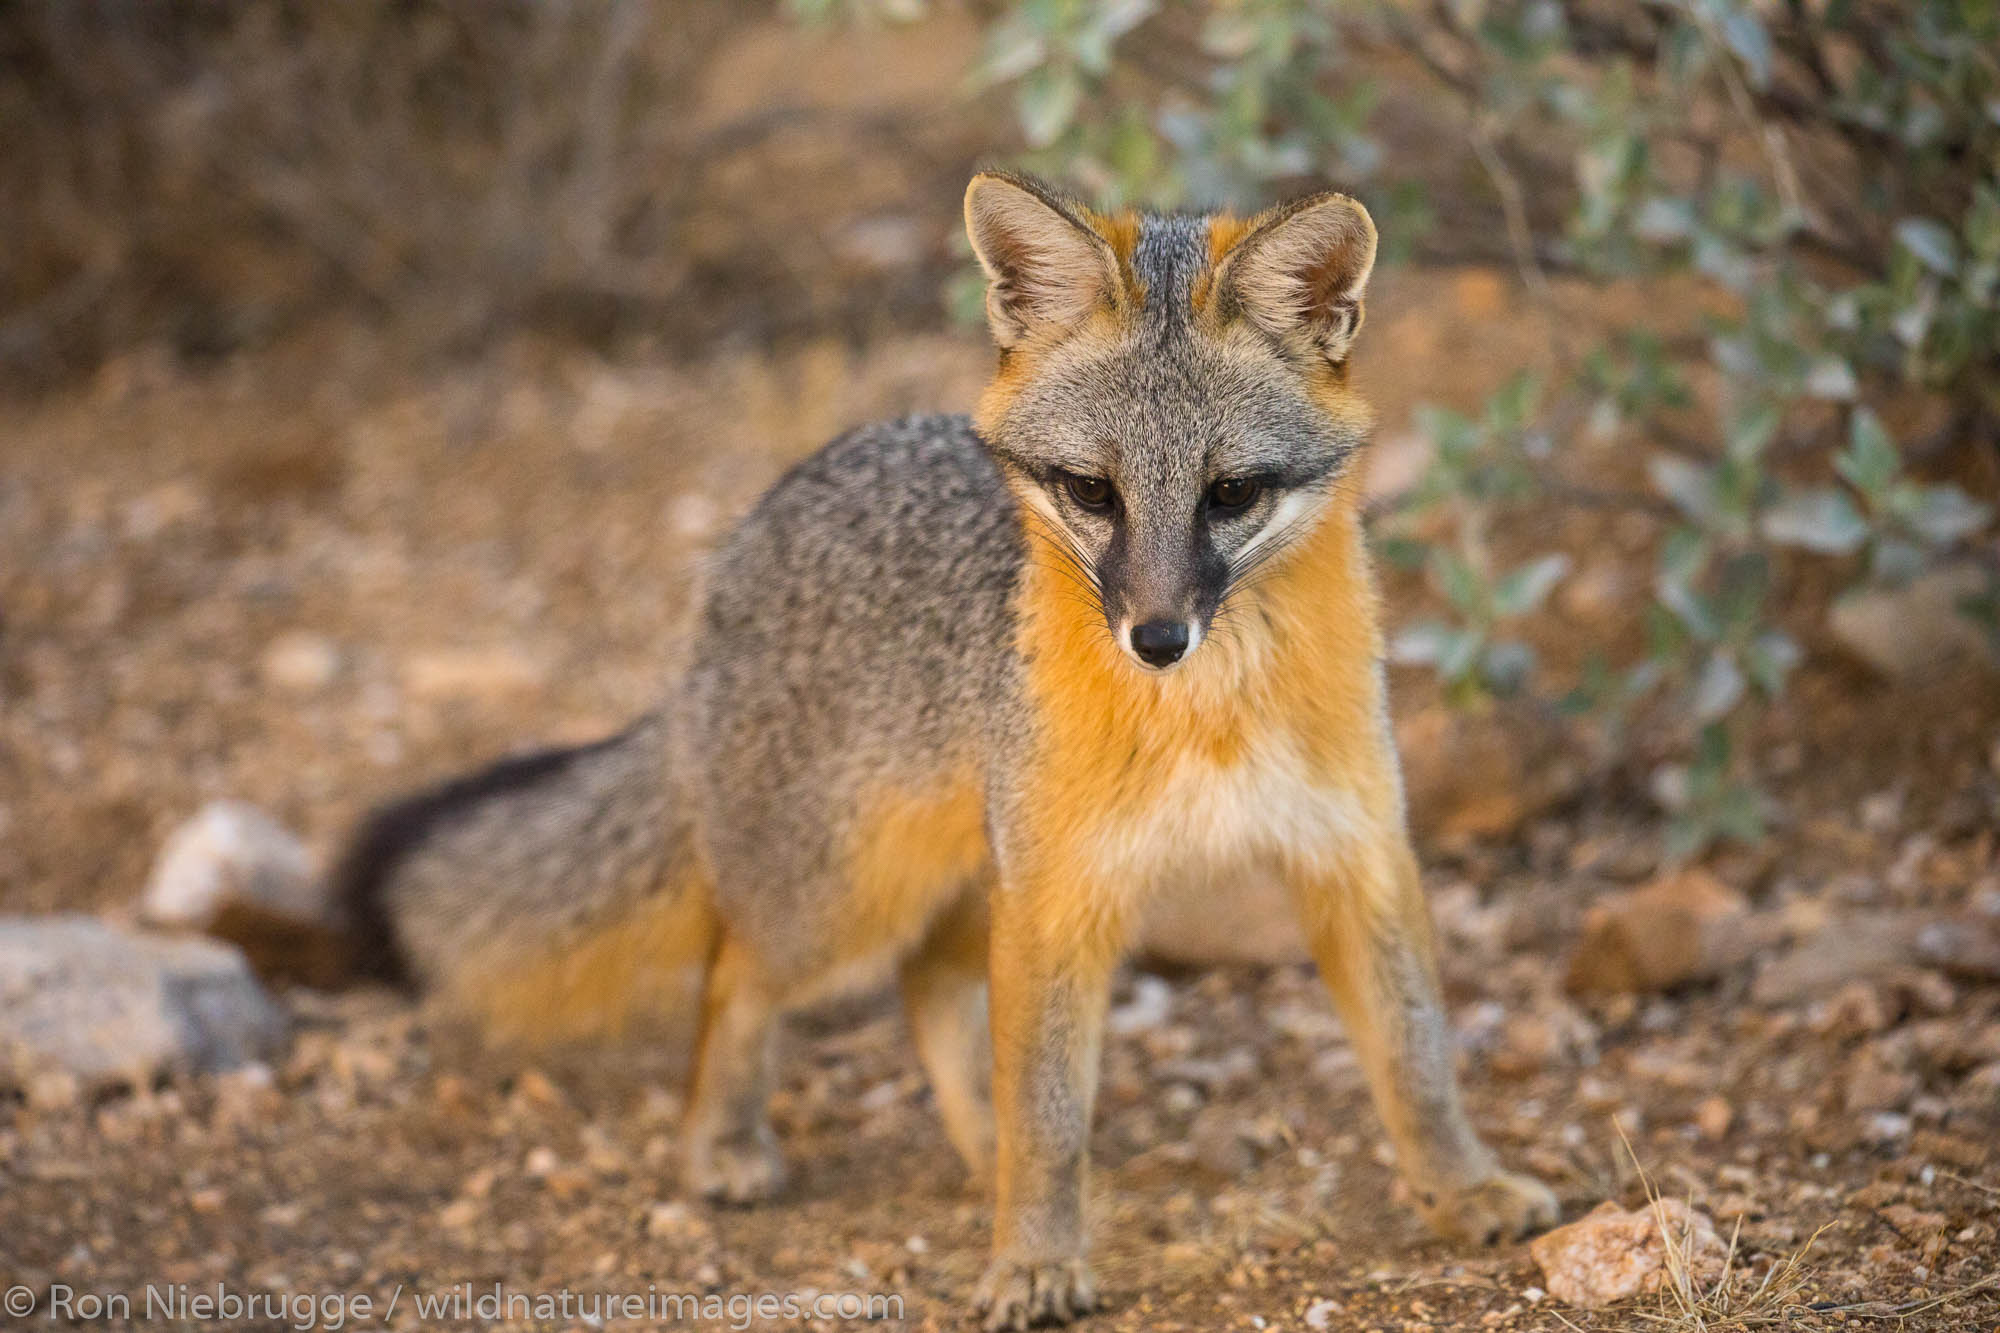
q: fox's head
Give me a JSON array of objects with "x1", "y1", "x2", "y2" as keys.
[{"x1": 966, "y1": 172, "x2": 1376, "y2": 675}]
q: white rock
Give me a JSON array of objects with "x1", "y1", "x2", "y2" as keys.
[
  {"x1": 1106, "y1": 974, "x2": 1175, "y2": 1036},
  {"x1": 142, "y1": 801, "x2": 325, "y2": 933},
  {"x1": 0, "y1": 917, "x2": 288, "y2": 1090}
]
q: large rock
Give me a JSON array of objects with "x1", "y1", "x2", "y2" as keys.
[
  {"x1": 0, "y1": 916, "x2": 288, "y2": 1092},
  {"x1": 1397, "y1": 704, "x2": 1579, "y2": 845},
  {"x1": 142, "y1": 802, "x2": 345, "y2": 984},
  {"x1": 1530, "y1": 1199, "x2": 1726, "y2": 1309},
  {"x1": 1749, "y1": 912, "x2": 1927, "y2": 1006},
  {"x1": 1829, "y1": 561, "x2": 1997, "y2": 682},
  {"x1": 1749, "y1": 909, "x2": 2000, "y2": 1007},
  {"x1": 1565, "y1": 870, "x2": 1757, "y2": 994}
]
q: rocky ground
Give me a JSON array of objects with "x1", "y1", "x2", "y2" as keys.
[{"x1": 3, "y1": 287, "x2": 1999, "y2": 1329}]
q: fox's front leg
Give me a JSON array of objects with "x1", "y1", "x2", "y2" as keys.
[
  {"x1": 1292, "y1": 817, "x2": 1558, "y2": 1244},
  {"x1": 974, "y1": 865, "x2": 1123, "y2": 1331}
]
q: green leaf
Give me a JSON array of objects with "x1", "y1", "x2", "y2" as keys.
[
  {"x1": 1714, "y1": 550, "x2": 1772, "y2": 634},
  {"x1": 1726, "y1": 402, "x2": 1782, "y2": 459},
  {"x1": 1901, "y1": 485, "x2": 1994, "y2": 546},
  {"x1": 1836, "y1": 409, "x2": 1900, "y2": 497},
  {"x1": 1659, "y1": 579, "x2": 1720, "y2": 642},
  {"x1": 1895, "y1": 218, "x2": 1959, "y2": 277},
  {"x1": 1017, "y1": 66, "x2": 1081, "y2": 148},
  {"x1": 1745, "y1": 630, "x2": 1802, "y2": 696},
  {"x1": 1645, "y1": 601, "x2": 1689, "y2": 659},
  {"x1": 1429, "y1": 549, "x2": 1487, "y2": 618},
  {"x1": 1690, "y1": 650, "x2": 1746, "y2": 722},
  {"x1": 1419, "y1": 405, "x2": 1481, "y2": 466},
  {"x1": 1373, "y1": 535, "x2": 1431, "y2": 570},
  {"x1": 1649, "y1": 453, "x2": 1718, "y2": 523},
  {"x1": 1491, "y1": 554, "x2": 1570, "y2": 618},
  {"x1": 1759, "y1": 487, "x2": 1869, "y2": 554},
  {"x1": 1072, "y1": 0, "x2": 1154, "y2": 71},
  {"x1": 1389, "y1": 621, "x2": 1457, "y2": 667},
  {"x1": 1892, "y1": 285, "x2": 1938, "y2": 347},
  {"x1": 1481, "y1": 640, "x2": 1535, "y2": 695},
  {"x1": 1437, "y1": 628, "x2": 1484, "y2": 684},
  {"x1": 1714, "y1": 780, "x2": 1766, "y2": 843},
  {"x1": 975, "y1": 18, "x2": 1047, "y2": 86},
  {"x1": 1869, "y1": 538, "x2": 1927, "y2": 584},
  {"x1": 1656, "y1": 528, "x2": 1720, "y2": 640},
  {"x1": 1693, "y1": 720, "x2": 1731, "y2": 781},
  {"x1": 1485, "y1": 372, "x2": 1541, "y2": 435},
  {"x1": 1633, "y1": 196, "x2": 1697, "y2": 243},
  {"x1": 1557, "y1": 652, "x2": 1615, "y2": 715},
  {"x1": 1663, "y1": 815, "x2": 1714, "y2": 864}
]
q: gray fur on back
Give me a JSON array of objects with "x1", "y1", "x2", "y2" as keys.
[{"x1": 676, "y1": 414, "x2": 1022, "y2": 970}]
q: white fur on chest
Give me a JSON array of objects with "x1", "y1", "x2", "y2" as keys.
[{"x1": 1084, "y1": 735, "x2": 1363, "y2": 887}]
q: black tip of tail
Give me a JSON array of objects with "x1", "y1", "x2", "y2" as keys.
[{"x1": 331, "y1": 735, "x2": 623, "y2": 991}]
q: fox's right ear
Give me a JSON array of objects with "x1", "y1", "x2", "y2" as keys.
[
  {"x1": 1214, "y1": 192, "x2": 1377, "y2": 366},
  {"x1": 964, "y1": 173, "x2": 1122, "y2": 348}
]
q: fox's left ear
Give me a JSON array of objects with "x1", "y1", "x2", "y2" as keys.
[
  {"x1": 1215, "y1": 192, "x2": 1377, "y2": 366},
  {"x1": 964, "y1": 172, "x2": 1123, "y2": 349}
]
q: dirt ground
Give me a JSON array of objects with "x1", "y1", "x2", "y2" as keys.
[{"x1": 3, "y1": 274, "x2": 1999, "y2": 1332}]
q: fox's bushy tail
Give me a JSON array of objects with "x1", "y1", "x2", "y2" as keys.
[{"x1": 333, "y1": 711, "x2": 714, "y2": 1041}]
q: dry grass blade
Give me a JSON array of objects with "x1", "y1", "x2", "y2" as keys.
[{"x1": 1611, "y1": 1119, "x2": 1828, "y2": 1332}]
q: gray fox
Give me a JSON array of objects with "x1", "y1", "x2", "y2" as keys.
[{"x1": 335, "y1": 172, "x2": 1559, "y2": 1329}]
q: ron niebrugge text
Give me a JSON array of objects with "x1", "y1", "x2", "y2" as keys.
[{"x1": 19, "y1": 1280, "x2": 906, "y2": 1328}]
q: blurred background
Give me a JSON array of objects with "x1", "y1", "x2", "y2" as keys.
[{"x1": 2, "y1": 3, "x2": 1997, "y2": 1329}]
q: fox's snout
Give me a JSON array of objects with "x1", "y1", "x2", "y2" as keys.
[{"x1": 1098, "y1": 513, "x2": 1220, "y2": 673}]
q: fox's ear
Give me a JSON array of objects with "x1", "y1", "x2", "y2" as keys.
[
  {"x1": 964, "y1": 173, "x2": 1121, "y2": 348},
  {"x1": 1216, "y1": 192, "x2": 1377, "y2": 366}
]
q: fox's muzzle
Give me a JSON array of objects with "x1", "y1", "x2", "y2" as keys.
[{"x1": 1101, "y1": 510, "x2": 1224, "y2": 672}]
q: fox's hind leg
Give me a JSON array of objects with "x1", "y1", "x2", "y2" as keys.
[
  {"x1": 683, "y1": 931, "x2": 786, "y2": 1204},
  {"x1": 900, "y1": 889, "x2": 995, "y2": 1183}
]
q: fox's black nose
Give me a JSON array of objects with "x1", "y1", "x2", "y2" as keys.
[{"x1": 1130, "y1": 619, "x2": 1190, "y2": 667}]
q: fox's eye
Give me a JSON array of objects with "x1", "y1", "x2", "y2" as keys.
[
  {"x1": 1209, "y1": 477, "x2": 1259, "y2": 511},
  {"x1": 1064, "y1": 474, "x2": 1115, "y2": 511}
]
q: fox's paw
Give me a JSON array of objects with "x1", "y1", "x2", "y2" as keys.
[
  {"x1": 973, "y1": 1256, "x2": 1099, "y2": 1331},
  {"x1": 1422, "y1": 1170, "x2": 1560, "y2": 1246},
  {"x1": 685, "y1": 1135, "x2": 786, "y2": 1207}
]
